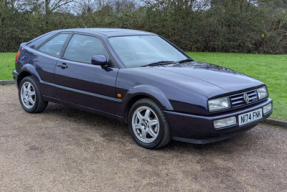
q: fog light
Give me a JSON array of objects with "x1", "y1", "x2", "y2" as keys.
[
  {"x1": 263, "y1": 103, "x2": 272, "y2": 114},
  {"x1": 214, "y1": 116, "x2": 237, "y2": 129}
]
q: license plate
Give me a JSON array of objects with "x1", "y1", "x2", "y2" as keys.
[{"x1": 239, "y1": 108, "x2": 263, "y2": 126}]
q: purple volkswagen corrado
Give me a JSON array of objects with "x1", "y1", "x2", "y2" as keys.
[{"x1": 13, "y1": 28, "x2": 273, "y2": 149}]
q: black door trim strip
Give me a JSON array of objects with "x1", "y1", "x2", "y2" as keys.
[{"x1": 41, "y1": 81, "x2": 122, "y2": 103}]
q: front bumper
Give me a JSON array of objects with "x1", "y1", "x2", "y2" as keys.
[{"x1": 165, "y1": 98, "x2": 273, "y2": 144}]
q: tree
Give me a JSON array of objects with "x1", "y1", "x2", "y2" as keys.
[
  {"x1": 18, "y1": 0, "x2": 75, "y2": 15},
  {"x1": 109, "y1": 0, "x2": 138, "y2": 14},
  {"x1": 1, "y1": 0, "x2": 18, "y2": 9}
]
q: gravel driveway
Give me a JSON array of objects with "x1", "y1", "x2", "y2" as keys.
[{"x1": 0, "y1": 85, "x2": 286, "y2": 191}]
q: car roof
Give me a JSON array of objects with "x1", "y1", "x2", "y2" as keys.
[{"x1": 54, "y1": 28, "x2": 156, "y2": 37}]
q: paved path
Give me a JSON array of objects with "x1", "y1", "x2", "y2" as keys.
[{"x1": 0, "y1": 85, "x2": 286, "y2": 191}]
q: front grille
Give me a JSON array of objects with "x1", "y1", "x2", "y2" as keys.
[{"x1": 230, "y1": 90, "x2": 258, "y2": 108}]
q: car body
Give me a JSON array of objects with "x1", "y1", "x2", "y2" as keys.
[{"x1": 13, "y1": 28, "x2": 273, "y2": 148}]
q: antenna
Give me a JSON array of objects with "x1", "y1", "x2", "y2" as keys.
[{"x1": 81, "y1": 19, "x2": 87, "y2": 28}]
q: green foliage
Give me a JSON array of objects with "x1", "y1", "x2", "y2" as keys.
[{"x1": 0, "y1": 0, "x2": 286, "y2": 53}]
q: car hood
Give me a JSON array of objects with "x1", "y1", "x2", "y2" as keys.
[{"x1": 128, "y1": 61, "x2": 264, "y2": 98}]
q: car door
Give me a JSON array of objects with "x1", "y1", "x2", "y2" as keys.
[
  {"x1": 35, "y1": 33, "x2": 71, "y2": 98},
  {"x1": 54, "y1": 33, "x2": 119, "y2": 115}
]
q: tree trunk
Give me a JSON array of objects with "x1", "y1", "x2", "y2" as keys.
[{"x1": 45, "y1": 0, "x2": 51, "y2": 15}]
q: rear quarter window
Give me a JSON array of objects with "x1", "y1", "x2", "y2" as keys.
[
  {"x1": 26, "y1": 32, "x2": 54, "y2": 49},
  {"x1": 38, "y1": 33, "x2": 70, "y2": 57}
]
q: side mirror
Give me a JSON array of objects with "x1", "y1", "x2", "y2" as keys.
[{"x1": 91, "y1": 55, "x2": 108, "y2": 69}]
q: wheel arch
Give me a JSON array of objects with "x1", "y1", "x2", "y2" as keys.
[
  {"x1": 122, "y1": 85, "x2": 173, "y2": 123},
  {"x1": 17, "y1": 65, "x2": 41, "y2": 87}
]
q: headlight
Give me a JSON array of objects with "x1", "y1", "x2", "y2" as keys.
[
  {"x1": 257, "y1": 86, "x2": 268, "y2": 100},
  {"x1": 208, "y1": 97, "x2": 230, "y2": 112}
]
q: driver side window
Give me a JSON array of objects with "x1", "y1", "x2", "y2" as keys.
[{"x1": 63, "y1": 34, "x2": 109, "y2": 64}]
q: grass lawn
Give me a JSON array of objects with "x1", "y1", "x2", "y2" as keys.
[
  {"x1": 0, "y1": 52, "x2": 286, "y2": 121},
  {"x1": 0, "y1": 52, "x2": 16, "y2": 81}
]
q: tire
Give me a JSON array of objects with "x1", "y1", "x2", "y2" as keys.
[
  {"x1": 19, "y1": 76, "x2": 48, "y2": 113},
  {"x1": 128, "y1": 98, "x2": 171, "y2": 149}
]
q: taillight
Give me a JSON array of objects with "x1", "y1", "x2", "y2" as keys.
[{"x1": 15, "y1": 51, "x2": 20, "y2": 62}]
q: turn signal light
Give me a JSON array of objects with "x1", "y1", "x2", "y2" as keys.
[
  {"x1": 263, "y1": 103, "x2": 272, "y2": 114},
  {"x1": 15, "y1": 51, "x2": 20, "y2": 62}
]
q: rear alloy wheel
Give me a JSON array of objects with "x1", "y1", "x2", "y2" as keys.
[
  {"x1": 19, "y1": 76, "x2": 48, "y2": 113},
  {"x1": 20, "y1": 81, "x2": 36, "y2": 109},
  {"x1": 128, "y1": 99, "x2": 171, "y2": 149}
]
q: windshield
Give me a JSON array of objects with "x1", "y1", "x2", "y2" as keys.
[{"x1": 108, "y1": 36, "x2": 188, "y2": 68}]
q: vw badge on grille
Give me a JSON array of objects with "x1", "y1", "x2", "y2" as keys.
[{"x1": 244, "y1": 93, "x2": 249, "y2": 103}]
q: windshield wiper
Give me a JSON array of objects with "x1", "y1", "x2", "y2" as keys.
[
  {"x1": 141, "y1": 61, "x2": 175, "y2": 67},
  {"x1": 177, "y1": 58, "x2": 194, "y2": 63},
  {"x1": 141, "y1": 59, "x2": 193, "y2": 67}
]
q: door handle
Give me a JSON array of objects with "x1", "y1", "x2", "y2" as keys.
[{"x1": 57, "y1": 63, "x2": 68, "y2": 68}]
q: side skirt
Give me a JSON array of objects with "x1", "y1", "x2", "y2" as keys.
[{"x1": 42, "y1": 95, "x2": 125, "y2": 123}]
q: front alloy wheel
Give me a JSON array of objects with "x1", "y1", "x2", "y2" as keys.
[
  {"x1": 132, "y1": 106, "x2": 160, "y2": 143},
  {"x1": 128, "y1": 99, "x2": 171, "y2": 149}
]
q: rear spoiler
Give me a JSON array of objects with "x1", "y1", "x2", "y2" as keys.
[{"x1": 20, "y1": 42, "x2": 28, "y2": 48}]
